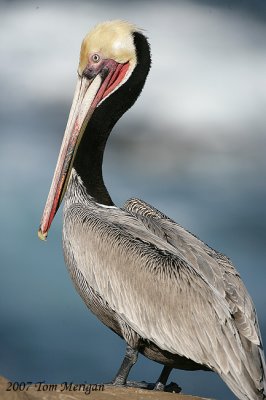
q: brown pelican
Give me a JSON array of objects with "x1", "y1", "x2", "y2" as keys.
[{"x1": 38, "y1": 20, "x2": 266, "y2": 400}]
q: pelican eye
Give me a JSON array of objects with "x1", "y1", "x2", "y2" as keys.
[{"x1": 91, "y1": 53, "x2": 101, "y2": 63}]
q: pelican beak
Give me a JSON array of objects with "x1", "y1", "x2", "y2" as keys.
[{"x1": 38, "y1": 60, "x2": 129, "y2": 240}]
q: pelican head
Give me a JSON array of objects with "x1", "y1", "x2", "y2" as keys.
[
  {"x1": 79, "y1": 20, "x2": 137, "y2": 74},
  {"x1": 38, "y1": 20, "x2": 150, "y2": 240}
]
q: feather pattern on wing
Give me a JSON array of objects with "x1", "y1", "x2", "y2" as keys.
[{"x1": 63, "y1": 172, "x2": 266, "y2": 400}]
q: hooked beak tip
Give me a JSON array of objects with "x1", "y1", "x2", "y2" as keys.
[{"x1": 38, "y1": 227, "x2": 48, "y2": 241}]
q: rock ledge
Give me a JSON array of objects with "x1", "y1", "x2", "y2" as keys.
[{"x1": 0, "y1": 376, "x2": 213, "y2": 399}]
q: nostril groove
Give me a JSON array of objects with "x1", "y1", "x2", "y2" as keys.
[{"x1": 83, "y1": 67, "x2": 96, "y2": 80}]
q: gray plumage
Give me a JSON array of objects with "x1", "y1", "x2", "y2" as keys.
[
  {"x1": 63, "y1": 169, "x2": 266, "y2": 400},
  {"x1": 37, "y1": 20, "x2": 265, "y2": 400}
]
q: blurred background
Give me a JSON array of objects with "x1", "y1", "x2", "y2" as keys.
[{"x1": 0, "y1": 1, "x2": 265, "y2": 399}]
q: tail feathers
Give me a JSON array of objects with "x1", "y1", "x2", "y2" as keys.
[
  {"x1": 220, "y1": 339, "x2": 266, "y2": 400},
  {"x1": 221, "y1": 370, "x2": 255, "y2": 400},
  {"x1": 259, "y1": 344, "x2": 266, "y2": 398},
  {"x1": 221, "y1": 364, "x2": 264, "y2": 400}
]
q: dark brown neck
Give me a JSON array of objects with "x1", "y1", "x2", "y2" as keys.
[{"x1": 73, "y1": 32, "x2": 151, "y2": 205}]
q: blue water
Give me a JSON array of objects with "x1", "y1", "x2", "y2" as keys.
[{"x1": 1, "y1": 2, "x2": 265, "y2": 399}]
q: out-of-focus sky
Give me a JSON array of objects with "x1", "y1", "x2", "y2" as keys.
[{"x1": 0, "y1": 1, "x2": 265, "y2": 399}]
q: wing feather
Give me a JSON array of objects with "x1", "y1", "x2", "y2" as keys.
[
  {"x1": 65, "y1": 197, "x2": 265, "y2": 399},
  {"x1": 124, "y1": 198, "x2": 261, "y2": 345}
]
